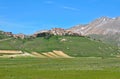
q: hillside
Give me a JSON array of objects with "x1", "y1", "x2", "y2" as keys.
[{"x1": 0, "y1": 36, "x2": 119, "y2": 57}]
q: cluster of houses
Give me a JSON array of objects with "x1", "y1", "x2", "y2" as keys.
[
  {"x1": 33, "y1": 28, "x2": 81, "y2": 38},
  {"x1": 2, "y1": 32, "x2": 25, "y2": 39}
]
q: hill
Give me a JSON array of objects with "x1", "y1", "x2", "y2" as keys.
[{"x1": 0, "y1": 36, "x2": 119, "y2": 57}]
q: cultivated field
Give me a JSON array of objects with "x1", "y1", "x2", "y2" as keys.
[{"x1": 0, "y1": 57, "x2": 120, "y2": 79}]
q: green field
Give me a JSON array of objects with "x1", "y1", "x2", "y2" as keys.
[
  {"x1": 0, "y1": 36, "x2": 119, "y2": 57},
  {"x1": 0, "y1": 57, "x2": 120, "y2": 79}
]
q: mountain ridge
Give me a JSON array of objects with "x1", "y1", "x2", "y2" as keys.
[
  {"x1": 68, "y1": 16, "x2": 120, "y2": 45},
  {"x1": 68, "y1": 16, "x2": 120, "y2": 35}
]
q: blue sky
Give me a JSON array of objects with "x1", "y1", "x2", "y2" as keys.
[{"x1": 0, "y1": 0, "x2": 120, "y2": 34}]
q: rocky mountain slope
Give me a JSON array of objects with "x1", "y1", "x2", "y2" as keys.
[
  {"x1": 69, "y1": 17, "x2": 120, "y2": 35},
  {"x1": 68, "y1": 17, "x2": 120, "y2": 45}
]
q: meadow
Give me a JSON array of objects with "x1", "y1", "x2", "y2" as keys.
[
  {"x1": 0, "y1": 36, "x2": 119, "y2": 57},
  {"x1": 0, "y1": 57, "x2": 120, "y2": 79}
]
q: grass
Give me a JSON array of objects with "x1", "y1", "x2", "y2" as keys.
[
  {"x1": 0, "y1": 35, "x2": 120, "y2": 79},
  {"x1": 0, "y1": 36, "x2": 119, "y2": 57},
  {"x1": 0, "y1": 58, "x2": 120, "y2": 79}
]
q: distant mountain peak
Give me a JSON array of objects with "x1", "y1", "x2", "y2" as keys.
[{"x1": 69, "y1": 16, "x2": 120, "y2": 35}]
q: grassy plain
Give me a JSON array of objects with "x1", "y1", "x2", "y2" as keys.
[{"x1": 0, "y1": 57, "x2": 120, "y2": 79}]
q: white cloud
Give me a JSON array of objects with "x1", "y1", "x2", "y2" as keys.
[
  {"x1": 63, "y1": 6, "x2": 80, "y2": 11},
  {"x1": 43, "y1": 1, "x2": 80, "y2": 11}
]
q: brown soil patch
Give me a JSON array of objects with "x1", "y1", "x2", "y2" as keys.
[
  {"x1": 0, "y1": 50, "x2": 73, "y2": 58},
  {"x1": 0, "y1": 50, "x2": 22, "y2": 54},
  {"x1": 0, "y1": 52, "x2": 35, "y2": 58},
  {"x1": 42, "y1": 53, "x2": 55, "y2": 58},
  {"x1": 47, "y1": 52, "x2": 60, "y2": 58},
  {"x1": 53, "y1": 50, "x2": 72, "y2": 58},
  {"x1": 32, "y1": 52, "x2": 46, "y2": 58}
]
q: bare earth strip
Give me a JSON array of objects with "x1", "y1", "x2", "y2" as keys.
[
  {"x1": 32, "y1": 52, "x2": 46, "y2": 58},
  {"x1": 53, "y1": 50, "x2": 73, "y2": 58},
  {"x1": 0, "y1": 50, "x2": 73, "y2": 58},
  {"x1": 42, "y1": 53, "x2": 55, "y2": 58},
  {"x1": 0, "y1": 52, "x2": 35, "y2": 58},
  {"x1": 47, "y1": 52, "x2": 61, "y2": 58},
  {"x1": 0, "y1": 50, "x2": 22, "y2": 54}
]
